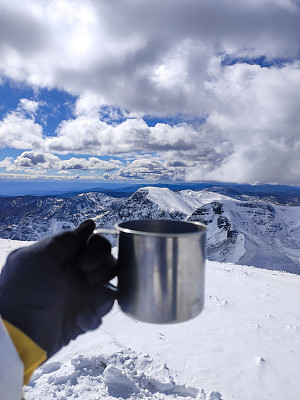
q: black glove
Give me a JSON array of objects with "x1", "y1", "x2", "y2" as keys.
[{"x1": 0, "y1": 220, "x2": 116, "y2": 358}]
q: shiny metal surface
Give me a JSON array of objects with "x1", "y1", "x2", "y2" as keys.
[{"x1": 116, "y1": 220, "x2": 206, "y2": 324}]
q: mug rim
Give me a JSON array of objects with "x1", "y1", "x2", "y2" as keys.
[{"x1": 115, "y1": 219, "x2": 206, "y2": 237}]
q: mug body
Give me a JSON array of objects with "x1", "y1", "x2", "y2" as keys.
[{"x1": 116, "y1": 219, "x2": 206, "y2": 324}]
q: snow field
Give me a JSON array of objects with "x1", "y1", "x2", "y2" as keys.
[
  {"x1": 1, "y1": 239, "x2": 299, "y2": 399},
  {"x1": 25, "y1": 261, "x2": 300, "y2": 400}
]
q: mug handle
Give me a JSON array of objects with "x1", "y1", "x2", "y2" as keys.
[
  {"x1": 104, "y1": 282, "x2": 118, "y2": 292},
  {"x1": 94, "y1": 228, "x2": 118, "y2": 235}
]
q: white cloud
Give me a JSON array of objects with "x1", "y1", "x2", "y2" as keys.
[
  {"x1": 0, "y1": 0, "x2": 299, "y2": 114},
  {"x1": 0, "y1": 110, "x2": 43, "y2": 150},
  {"x1": 0, "y1": 172, "x2": 98, "y2": 181},
  {"x1": 186, "y1": 60, "x2": 300, "y2": 183},
  {"x1": 0, "y1": 0, "x2": 300, "y2": 184},
  {"x1": 104, "y1": 156, "x2": 191, "y2": 181},
  {"x1": 74, "y1": 92, "x2": 105, "y2": 117},
  {"x1": 46, "y1": 117, "x2": 151, "y2": 154},
  {"x1": 18, "y1": 98, "x2": 39, "y2": 114},
  {"x1": 1, "y1": 151, "x2": 122, "y2": 173},
  {"x1": 0, "y1": 157, "x2": 14, "y2": 168}
]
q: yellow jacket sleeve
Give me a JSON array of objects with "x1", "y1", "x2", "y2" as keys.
[{"x1": 3, "y1": 320, "x2": 47, "y2": 385}]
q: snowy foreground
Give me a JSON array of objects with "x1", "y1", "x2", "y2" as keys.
[{"x1": 1, "y1": 239, "x2": 299, "y2": 400}]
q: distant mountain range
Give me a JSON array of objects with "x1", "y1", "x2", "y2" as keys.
[
  {"x1": 1, "y1": 179, "x2": 300, "y2": 201},
  {"x1": 0, "y1": 186, "x2": 299, "y2": 274}
]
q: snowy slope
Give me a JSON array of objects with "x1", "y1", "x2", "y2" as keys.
[
  {"x1": 144, "y1": 187, "x2": 233, "y2": 216},
  {"x1": 1, "y1": 239, "x2": 299, "y2": 400}
]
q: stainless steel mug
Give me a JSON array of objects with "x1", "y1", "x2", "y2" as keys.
[{"x1": 97, "y1": 219, "x2": 206, "y2": 324}]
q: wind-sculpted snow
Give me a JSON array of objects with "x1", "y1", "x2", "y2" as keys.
[{"x1": 0, "y1": 186, "x2": 300, "y2": 273}]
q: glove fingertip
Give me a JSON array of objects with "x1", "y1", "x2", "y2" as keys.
[
  {"x1": 76, "y1": 288, "x2": 115, "y2": 333},
  {"x1": 87, "y1": 233, "x2": 112, "y2": 253},
  {"x1": 75, "y1": 220, "x2": 95, "y2": 237},
  {"x1": 96, "y1": 293, "x2": 116, "y2": 316},
  {"x1": 76, "y1": 309, "x2": 102, "y2": 332}
]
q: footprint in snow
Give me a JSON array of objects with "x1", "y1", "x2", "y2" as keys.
[
  {"x1": 256, "y1": 356, "x2": 266, "y2": 366},
  {"x1": 159, "y1": 332, "x2": 167, "y2": 342}
]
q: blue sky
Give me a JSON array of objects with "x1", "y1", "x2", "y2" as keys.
[
  {"x1": 0, "y1": 80, "x2": 76, "y2": 137},
  {"x1": 0, "y1": 0, "x2": 300, "y2": 184}
]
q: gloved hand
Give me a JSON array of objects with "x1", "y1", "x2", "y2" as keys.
[{"x1": 0, "y1": 220, "x2": 116, "y2": 358}]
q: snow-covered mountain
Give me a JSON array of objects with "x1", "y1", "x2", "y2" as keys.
[
  {"x1": 96, "y1": 187, "x2": 300, "y2": 274},
  {"x1": 0, "y1": 192, "x2": 125, "y2": 241},
  {"x1": 95, "y1": 187, "x2": 237, "y2": 232},
  {"x1": 188, "y1": 198, "x2": 300, "y2": 273},
  {"x1": 0, "y1": 186, "x2": 300, "y2": 273}
]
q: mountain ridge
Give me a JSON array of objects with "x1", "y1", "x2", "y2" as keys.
[{"x1": 0, "y1": 186, "x2": 299, "y2": 274}]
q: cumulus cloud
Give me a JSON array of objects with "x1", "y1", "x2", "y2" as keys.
[
  {"x1": 0, "y1": 110, "x2": 43, "y2": 149},
  {"x1": 18, "y1": 98, "x2": 39, "y2": 114},
  {"x1": 0, "y1": 0, "x2": 299, "y2": 115},
  {"x1": 0, "y1": 157, "x2": 14, "y2": 169},
  {"x1": 46, "y1": 117, "x2": 151, "y2": 154},
  {"x1": 104, "y1": 156, "x2": 193, "y2": 181},
  {"x1": 186, "y1": 60, "x2": 300, "y2": 183},
  {"x1": 1, "y1": 151, "x2": 122, "y2": 173},
  {"x1": 0, "y1": 0, "x2": 300, "y2": 184}
]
